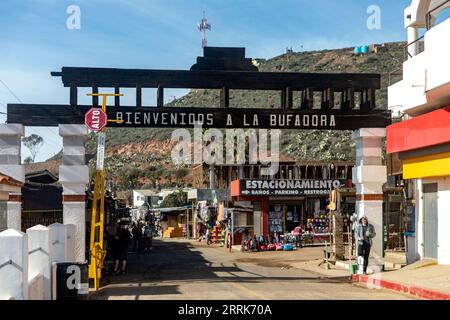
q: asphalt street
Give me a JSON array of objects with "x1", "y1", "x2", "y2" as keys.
[{"x1": 91, "y1": 239, "x2": 413, "y2": 300}]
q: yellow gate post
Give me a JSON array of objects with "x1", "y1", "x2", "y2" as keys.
[{"x1": 87, "y1": 93, "x2": 123, "y2": 291}]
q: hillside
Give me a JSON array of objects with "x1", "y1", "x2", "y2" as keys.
[{"x1": 34, "y1": 42, "x2": 404, "y2": 190}]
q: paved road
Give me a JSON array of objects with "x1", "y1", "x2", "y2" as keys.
[{"x1": 91, "y1": 239, "x2": 412, "y2": 300}]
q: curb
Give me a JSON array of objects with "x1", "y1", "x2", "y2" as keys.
[{"x1": 352, "y1": 274, "x2": 450, "y2": 300}]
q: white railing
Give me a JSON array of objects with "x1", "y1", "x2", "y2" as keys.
[{"x1": 0, "y1": 223, "x2": 77, "y2": 300}]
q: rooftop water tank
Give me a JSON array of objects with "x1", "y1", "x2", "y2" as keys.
[
  {"x1": 361, "y1": 45, "x2": 369, "y2": 54},
  {"x1": 354, "y1": 47, "x2": 362, "y2": 55}
]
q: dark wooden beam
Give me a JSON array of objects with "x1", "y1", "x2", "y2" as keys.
[
  {"x1": 220, "y1": 87, "x2": 229, "y2": 108},
  {"x1": 7, "y1": 103, "x2": 392, "y2": 130},
  {"x1": 286, "y1": 87, "x2": 293, "y2": 109},
  {"x1": 157, "y1": 85, "x2": 164, "y2": 107},
  {"x1": 301, "y1": 88, "x2": 314, "y2": 109},
  {"x1": 92, "y1": 86, "x2": 98, "y2": 106},
  {"x1": 341, "y1": 88, "x2": 355, "y2": 110},
  {"x1": 70, "y1": 84, "x2": 77, "y2": 106},
  {"x1": 136, "y1": 84, "x2": 142, "y2": 108},
  {"x1": 280, "y1": 90, "x2": 286, "y2": 110},
  {"x1": 321, "y1": 88, "x2": 334, "y2": 110},
  {"x1": 54, "y1": 67, "x2": 381, "y2": 91},
  {"x1": 114, "y1": 85, "x2": 120, "y2": 107}
]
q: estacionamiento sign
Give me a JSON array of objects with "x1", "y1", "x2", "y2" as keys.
[{"x1": 239, "y1": 179, "x2": 346, "y2": 196}]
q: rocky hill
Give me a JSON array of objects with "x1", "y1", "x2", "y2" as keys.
[{"x1": 32, "y1": 42, "x2": 405, "y2": 190}]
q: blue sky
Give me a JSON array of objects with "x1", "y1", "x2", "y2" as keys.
[{"x1": 0, "y1": 0, "x2": 412, "y2": 162}]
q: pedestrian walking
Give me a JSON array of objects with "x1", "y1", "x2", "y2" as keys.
[
  {"x1": 356, "y1": 216, "x2": 376, "y2": 274},
  {"x1": 143, "y1": 223, "x2": 153, "y2": 251},
  {"x1": 113, "y1": 220, "x2": 132, "y2": 275},
  {"x1": 132, "y1": 223, "x2": 142, "y2": 252}
]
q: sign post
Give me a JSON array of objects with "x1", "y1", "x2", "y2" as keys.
[
  {"x1": 85, "y1": 93, "x2": 123, "y2": 291},
  {"x1": 84, "y1": 108, "x2": 107, "y2": 132},
  {"x1": 96, "y1": 132, "x2": 106, "y2": 171}
]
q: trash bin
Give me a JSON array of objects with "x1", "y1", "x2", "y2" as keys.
[
  {"x1": 55, "y1": 262, "x2": 89, "y2": 300},
  {"x1": 349, "y1": 263, "x2": 357, "y2": 274}
]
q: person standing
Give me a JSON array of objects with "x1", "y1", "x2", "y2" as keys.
[
  {"x1": 131, "y1": 223, "x2": 142, "y2": 253},
  {"x1": 113, "y1": 221, "x2": 132, "y2": 275},
  {"x1": 356, "y1": 216, "x2": 376, "y2": 275},
  {"x1": 143, "y1": 223, "x2": 152, "y2": 252}
]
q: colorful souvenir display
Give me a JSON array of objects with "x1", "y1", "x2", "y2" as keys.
[{"x1": 306, "y1": 212, "x2": 330, "y2": 234}]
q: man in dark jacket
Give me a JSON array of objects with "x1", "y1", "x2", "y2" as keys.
[
  {"x1": 131, "y1": 223, "x2": 142, "y2": 252},
  {"x1": 113, "y1": 221, "x2": 132, "y2": 274},
  {"x1": 356, "y1": 216, "x2": 376, "y2": 274}
]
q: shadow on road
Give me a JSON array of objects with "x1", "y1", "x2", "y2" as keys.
[{"x1": 91, "y1": 239, "x2": 350, "y2": 300}]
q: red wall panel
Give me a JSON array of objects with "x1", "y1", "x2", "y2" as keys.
[{"x1": 387, "y1": 107, "x2": 450, "y2": 154}]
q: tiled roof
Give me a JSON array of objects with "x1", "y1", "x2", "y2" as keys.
[{"x1": 0, "y1": 173, "x2": 23, "y2": 187}]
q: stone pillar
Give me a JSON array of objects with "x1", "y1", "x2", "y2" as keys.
[
  {"x1": 0, "y1": 124, "x2": 25, "y2": 231},
  {"x1": 352, "y1": 128, "x2": 386, "y2": 272},
  {"x1": 58, "y1": 125, "x2": 89, "y2": 263}
]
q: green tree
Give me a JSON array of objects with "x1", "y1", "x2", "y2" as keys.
[
  {"x1": 22, "y1": 134, "x2": 44, "y2": 163},
  {"x1": 160, "y1": 190, "x2": 187, "y2": 208},
  {"x1": 24, "y1": 156, "x2": 33, "y2": 164}
]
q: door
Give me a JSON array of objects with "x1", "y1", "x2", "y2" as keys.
[
  {"x1": 423, "y1": 183, "x2": 438, "y2": 259},
  {"x1": 253, "y1": 202, "x2": 262, "y2": 236}
]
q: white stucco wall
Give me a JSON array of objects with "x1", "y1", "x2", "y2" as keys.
[
  {"x1": 437, "y1": 177, "x2": 450, "y2": 265},
  {"x1": 0, "y1": 229, "x2": 28, "y2": 300},
  {"x1": 416, "y1": 177, "x2": 450, "y2": 265},
  {"x1": 389, "y1": 12, "x2": 450, "y2": 116},
  {"x1": 133, "y1": 191, "x2": 145, "y2": 208}
]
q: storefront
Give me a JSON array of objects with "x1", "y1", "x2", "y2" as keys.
[
  {"x1": 231, "y1": 178, "x2": 352, "y2": 245},
  {"x1": 387, "y1": 107, "x2": 450, "y2": 265}
]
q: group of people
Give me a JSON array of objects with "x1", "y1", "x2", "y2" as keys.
[
  {"x1": 131, "y1": 220, "x2": 154, "y2": 253},
  {"x1": 196, "y1": 219, "x2": 217, "y2": 245},
  {"x1": 104, "y1": 219, "x2": 155, "y2": 275}
]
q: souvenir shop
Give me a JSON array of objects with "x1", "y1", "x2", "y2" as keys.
[
  {"x1": 231, "y1": 178, "x2": 350, "y2": 245},
  {"x1": 188, "y1": 189, "x2": 228, "y2": 242}
]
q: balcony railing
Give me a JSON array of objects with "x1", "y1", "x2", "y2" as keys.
[
  {"x1": 426, "y1": 0, "x2": 450, "y2": 30},
  {"x1": 404, "y1": 35, "x2": 425, "y2": 60},
  {"x1": 389, "y1": 67, "x2": 403, "y2": 86}
]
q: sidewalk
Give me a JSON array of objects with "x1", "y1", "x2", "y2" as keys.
[
  {"x1": 230, "y1": 244, "x2": 350, "y2": 278},
  {"x1": 352, "y1": 260, "x2": 450, "y2": 300}
]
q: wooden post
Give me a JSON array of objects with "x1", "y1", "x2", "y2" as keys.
[
  {"x1": 70, "y1": 84, "x2": 77, "y2": 107},
  {"x1": 321, "y1": 88, "x2": 334, "y2": 109},
  {"x1": 92, "y1": 86, "x2": 99, "y2": 106},
  {"x1": 220, "y1": 87, "x2": 229, "y2": 108},
  {"x1": 301, "y1": 88, "x2": 314, "y2": 109},
  {"x1": 286, "y1": 87, "x2": 293, "y2": 109},
  {"x1": 157, "y1": 85, "x2": 164, "y2": 107},
  {"x1": 136, "y1": 84, "x2": 142, "y2": 108},
  {"x1": 280, "y1": 89, "x2": 286, "y2": 109},
  {"x1": 115, "y1": 85, "x2": 120, "y2": 107}
]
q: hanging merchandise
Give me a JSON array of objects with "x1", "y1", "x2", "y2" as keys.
[
  {"x1": 286, "y1": 211, "x2": 293, "y2": 221},
  {"x1": 269, "y1": 207, "x2": 283, "y2": 233}
]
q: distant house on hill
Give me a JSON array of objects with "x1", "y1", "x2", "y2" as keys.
[{"x1": 132, "y1": 189, "x2": 160, "y2": 208}]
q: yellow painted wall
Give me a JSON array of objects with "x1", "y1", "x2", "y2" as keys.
[{"x1": 403, "y1": 152, "x2": 450, "y2": 179}]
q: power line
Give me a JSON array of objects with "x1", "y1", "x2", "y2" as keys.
[
  {"x1": 0, "y1": 78, "x2": 62, "y2": 144},
  {"x1": 0, "y1": 79, "x2": 23, "y2": 103}
]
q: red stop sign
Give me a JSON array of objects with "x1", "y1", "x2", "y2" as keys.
[{"x1": 85, "y1": 108, "x2": 107, "y2": 132}]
